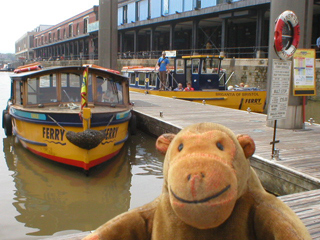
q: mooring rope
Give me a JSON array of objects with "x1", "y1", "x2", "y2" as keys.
[
  {"x1": 103, "y1": 115, "x2": 115, "y2": 132},
  {"x1": 47, "y1": 115, "x2": 68, "y2": 132}
]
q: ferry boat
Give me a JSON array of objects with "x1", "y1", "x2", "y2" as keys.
[
  {"x1": 122, "y1": 55, "x2": 266, "y2": 113},
  {"x1": 2, "y1": 64, "x2": 134, "y2": 173}
]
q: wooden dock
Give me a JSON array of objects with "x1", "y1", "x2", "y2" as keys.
[
  {"x1": 44, "y1": 92, "x2": 320, "y2": 239},
  {"x1": 130, "y1": 91, "x2": 320, "y2": 192},
  {"x1": 279, "y1": 189, "x2": 320, "y2": 239},
  {"x1": 129, "y1": 91, "x2": 320, "y2": 239}
]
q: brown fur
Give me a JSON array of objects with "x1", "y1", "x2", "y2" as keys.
[{"x1": 83, "y1": 122, "x2": 311, "y2": 240}]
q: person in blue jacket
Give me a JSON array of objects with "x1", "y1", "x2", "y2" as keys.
[{"x1": 155, "y1": 51, "x2": 170, "y2": 90}]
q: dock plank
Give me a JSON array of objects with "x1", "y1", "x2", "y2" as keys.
[{"x1": 279, "y1": 189, "x2": 320, "y2": 240}]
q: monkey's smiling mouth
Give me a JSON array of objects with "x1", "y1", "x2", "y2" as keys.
[{"x1": 170, "y1": 185, "x2": 231, "y2": 204}]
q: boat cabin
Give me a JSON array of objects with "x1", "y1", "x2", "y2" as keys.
[
  {"x1": 124, "y1": 55, "x2": 226, "y2": 91},
  {"x1": 174, "y1": 55, "x2": 226, "y2": 90},
  {"x1": 9, "y1": 66, "x2": 129, "y2": 110}
]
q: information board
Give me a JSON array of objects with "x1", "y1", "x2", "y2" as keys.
[
  {"x1": 293, "y1": 49, "x2": 316, "y2": 96},
  {"x1": 165, "y1": 50, "x2": 176, "y2": 58},
  {"x1": 267, "y1": 59, "x2": 292, "y2": 120}
]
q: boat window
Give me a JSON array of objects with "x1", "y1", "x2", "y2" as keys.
[
  {"x1": 61, "y1": 73, "x2": 82, "y2": 102},
  {"x1": 87, "y1": 74, "x2": 92, "y2": 102},
  {"x1": 14, "y1": 80, "x2": 22, "y2": 105},
  {"x1": 192, "y1": 59, "x2": 200, "y2": 74},
  {"x1": 202, "y1": 58, "x2": 220, "y2": 74},
  {"x1": 186, "y1": 60, "x2": 192, "y2": 83},
  {"x1": 96, "y1": 76, "x2": 123, "y2": 104},
  {"x1": 40, "y1": 76, "x2": 50, "y2": 88},
  {"x1": 138, "y1": 73, "x2": 146, "y2": 86},
  {"x1": 130, "y1": 73, "x2": 136, "y2": 85},
  {"x1": 175, "y1": 59, "x2": 184, "y2": 74},
  {"x1": 27, "y1": 74, "x2": 57, "y2": 104},
  {"x1": 70, "y1": 76, "x2": 81, "y2": 87},
  {"x1": 149, "y1": 72, "x2": 157, "y2": 87},
  {"x1": 134, "y1": 73, "x2": 139, "y2": 85}
]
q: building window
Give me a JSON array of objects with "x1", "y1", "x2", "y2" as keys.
[
  {"x1": 148, "y1": 0, "x2": 151, "y2": 19},
  {"x1": 69, "y1": 23, "x2": 73, "y2": 37},
  {"x1": 123, "y1": 5, "x2": 128, "y2": 24},
  {"x1": 53, "y1": 33, "x2": 55, "y2": 42},
  {"x1": 194, "y1": 0, "x2": 201, "y2": 9},
  {"x1": 48, "y1": 32, "x2": 51, "y2": 43},
  {"x1": 77, "y1": 23, "x2": 80, "y2": 35},
  {"x1": 57, "y1": 29, "x2": 60, "y2": 40},
  {"x1": 162, "y1": 0, "x2": 169, "y2": 15},
  {"x1": 83, "y1": 18, "x2": 89, "y2": 34},
  {"x1": 63, "y1": 29, "x2": 66, "y2": 39},
  {"x1": 135, "y1": 1, "x2": 140, "y2": 21}
]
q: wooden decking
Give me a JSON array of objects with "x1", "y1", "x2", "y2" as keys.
[
  {"x1": 279, "y1": 189, "x2": 320, "y2": 239},
  {"x1": 130, "y1": 91, "x2": 320, "y2": 181},
  {"x1": 129, "y1": 91, "x2": 320, "y2": 239}
]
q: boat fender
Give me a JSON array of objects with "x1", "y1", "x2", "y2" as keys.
[
  {"x1": 3, "y1": 112, "x2": 12, "y2": 136},
  {"x1": 274, "y1": 10, "x2": 300, "y2": 60},
  {"x1": 129, "y1": 114, "x2": 137, "y2": 135},
  {"x1": 66, "y1": 129, "x2": 106, "y2": 150},
  {"x1": 2, "y1": 110, "x2": 6, "y2": 129}
]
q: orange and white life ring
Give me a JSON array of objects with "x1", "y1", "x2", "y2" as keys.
[
  {"x1": 14, "y1": 65, "x2": 42, "y2": 73},
  {"x1": 274, "y1": 10, "x2": 300, "y2": 60}
]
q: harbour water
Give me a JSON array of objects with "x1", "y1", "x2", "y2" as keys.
[{"x1": 0, "y1": 72, "x2": 164, "y2": 239}]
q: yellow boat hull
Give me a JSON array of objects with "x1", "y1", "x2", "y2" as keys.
[
  {"x1": 130, "y1": 88, "x2": 267, "y2": 113},
  {"x1": 12, "y1": 117, "x2": 129, "y2": 171}
]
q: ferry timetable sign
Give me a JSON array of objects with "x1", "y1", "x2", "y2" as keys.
[
  {"x1": 267, "y1": 60, "x2": 291, "y2": 120},
  {"x1": 293, "y1": 49, "x2": 316, "y2": 96}
]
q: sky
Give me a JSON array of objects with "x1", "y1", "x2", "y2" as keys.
[{"x1": 0, "y1": 0, "x2": 99, "y2": 53}]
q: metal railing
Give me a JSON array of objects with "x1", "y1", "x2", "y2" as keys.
[
  {"x1": 32, "y1": 53, "x2": 98, "y2": 62},
  {"x1": 118, "y1": 46, "x2": 270, "y2": 59},
  {"x1": 19, "y1": 45, "x2": 320, "y2": 63}
]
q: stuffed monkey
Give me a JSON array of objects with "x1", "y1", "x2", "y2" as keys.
[{"x1": 83, "y1": 122, "x2": 311, "y2": 240}]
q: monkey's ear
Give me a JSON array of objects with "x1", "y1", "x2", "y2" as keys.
[
  {"x1": 237, "y1": 134, "x2": 255, "y2": 158},
  {"x1": 156, "y1": 133, "x2": 176, "y2": 155}
]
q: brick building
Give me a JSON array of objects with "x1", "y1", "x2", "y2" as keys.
[
  {"x1": 15, "y1": 25, "x2": 52, "y2": 61},
  {"x1": 32, "y1": 6, "x2": 99, "y2": 61},
  {"x1": 15, "y1": 0, "x2": 320, "y2": 61}
]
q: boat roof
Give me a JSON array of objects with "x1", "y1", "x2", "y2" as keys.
[
  {"x1": 10, "y1": 65, "x2": 128, "y2": 82},
  {"x1": 181, "y1": 55, "x2": 223, "y2": 59}
]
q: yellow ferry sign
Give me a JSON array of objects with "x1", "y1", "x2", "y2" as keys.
[{"x1": 293, "y1": 49, "x2": 316, "y2": 96}]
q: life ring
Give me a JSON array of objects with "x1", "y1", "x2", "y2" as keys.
[
  {"x1": 14, "y1": 65, "x2": 42, "y2": 73},
  {"x1": 274, "y1": 10, "x2": 300, "y2": 60}
]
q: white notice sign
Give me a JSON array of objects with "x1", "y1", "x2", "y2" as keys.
[{"x1": 267, "y1": 59, "x2": 292, "y2": 120}]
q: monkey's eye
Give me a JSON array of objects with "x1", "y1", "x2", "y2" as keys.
[
  {"x1": 216, "y1": 142, "x2": 224, "y2": 151},
  {"x1": 178, "y1": 143, "x2": 183, "y2": 151}
]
